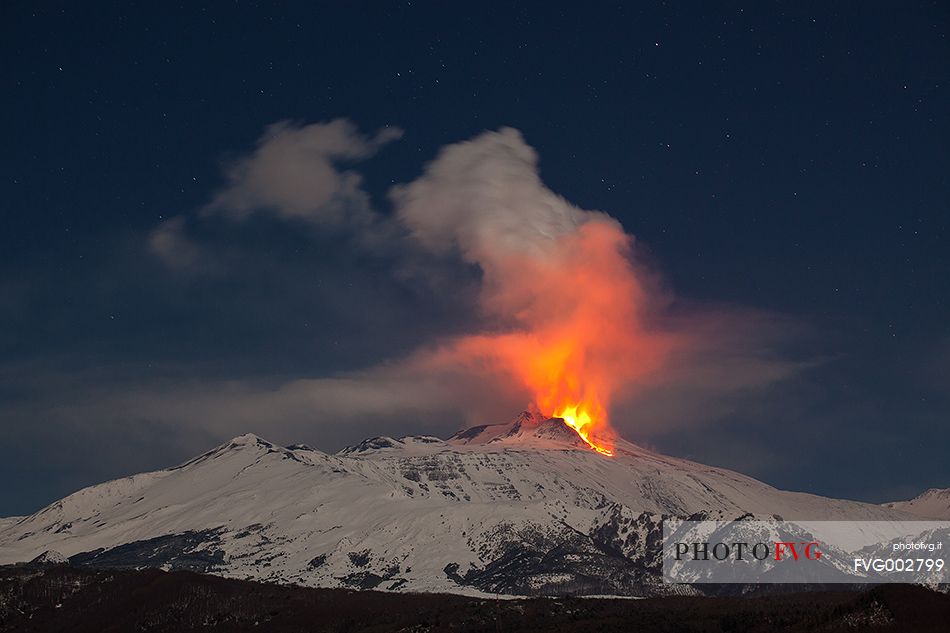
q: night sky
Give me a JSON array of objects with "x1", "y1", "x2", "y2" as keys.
[{"x1": 2, "y1": 2, "x2": 948, "y2": 516}]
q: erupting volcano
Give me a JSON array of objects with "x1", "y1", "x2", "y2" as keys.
[
  {"x1": 395, "y1": 129, "x2": 677, "y2": 457},
  {"x1": 552, "y1": 404, "x2": 612, "y2": 456},
  {"x1": 1, "y1": 414, "x2": 925, "y2": 598},
  {"x1": 415, "y1": 217, "x2": 674, "y2": 459}
]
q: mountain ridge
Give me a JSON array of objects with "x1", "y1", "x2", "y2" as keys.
[
  {"x1": 0, "y1": 412, "x2": 929, "y2": 596},
  {"x1": 882, "y1": 487, "x2": 950, "y2": 519}
]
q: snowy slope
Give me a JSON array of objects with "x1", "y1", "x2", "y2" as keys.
[
  {"x1": 0, "y1": 411, "x2": 917, "y2": 596},
  {"x1": 882, "y1": 488, "x2": 950, "y2": 519},
  {"x1": 0, "y1": 517, "x2": 21, "y2": 536}
]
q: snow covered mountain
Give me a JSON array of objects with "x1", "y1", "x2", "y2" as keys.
[
  {"x1": 882, "y1": 488, "x2": 950, "y2": 519},
  {"x1": 0, "y1": 411, "x2": 917, "y2": 596}
]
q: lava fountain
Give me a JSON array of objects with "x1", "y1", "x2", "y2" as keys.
[{"x1": 553, "y1": 404, "x2": 613, "y2": 456}]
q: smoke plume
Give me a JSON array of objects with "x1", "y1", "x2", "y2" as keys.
[
  {"x1": 391, "y1": 128, "x2": 677, "y2": 452},
  {"x1": 146, "y1": 122, "x2": 803, "y2": 454}
]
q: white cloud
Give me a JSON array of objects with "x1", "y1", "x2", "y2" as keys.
[
  {"x1": 392, "y1": 127, "x2": 588, "y2": 264},
  {"x1": 204, "y1": 119, "x2": 402, "y2": 228}
]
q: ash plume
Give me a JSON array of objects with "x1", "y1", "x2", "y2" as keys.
[
  {"x1": 138, "y1": 121, "x2": 805, "y2": 451},
  {"x1": 391, "y1": 128, "x2": 678, "y2": 450}
]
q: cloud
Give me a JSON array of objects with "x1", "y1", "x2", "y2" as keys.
[
  {"x1": 0, "y1": 307, "x2": 808, "y2": 466},
  {"x1": 0, "y1": 357, "x2": 523, "y2": 456},
  {"x1": 613, "y1": 306, "x2": 818, "y2": 437},
  {"x1": 392, "y1": 127, "x2": 585, "y2": 262},
  {"x1": 204, "y1": 119, "x2": 402, "y2": 229},
  {"x1": 147, "y1": 216, "x2": 206, "y2": 270}
]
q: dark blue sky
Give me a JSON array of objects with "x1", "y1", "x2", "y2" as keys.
[{"x1": 1, "y1": 2, "x2": 948, "y2": 516}]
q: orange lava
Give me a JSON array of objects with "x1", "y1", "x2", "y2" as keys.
[{"x1": 553, "y1": 404, "x2": 614, "y2": 456}]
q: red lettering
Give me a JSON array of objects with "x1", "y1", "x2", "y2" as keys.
[{"x1": 774, "y1": 542, "x2": 800, "y2": 561}]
